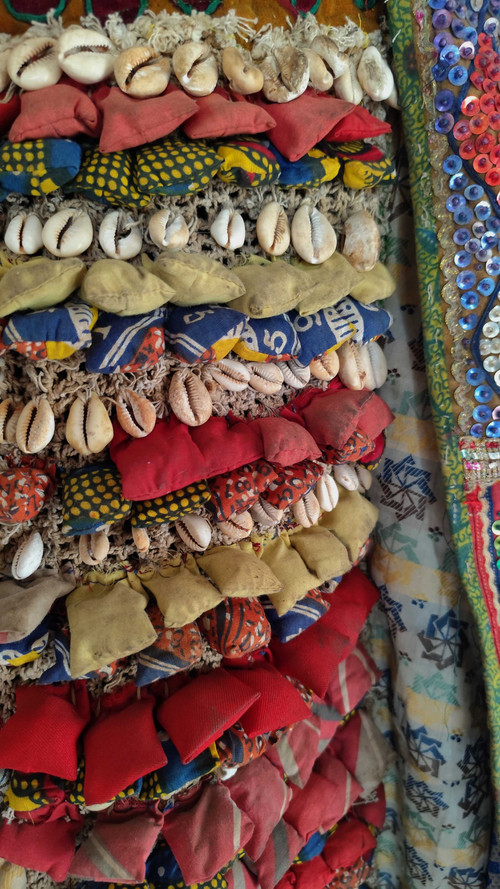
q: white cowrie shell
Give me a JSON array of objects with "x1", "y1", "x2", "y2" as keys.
[
  {"x1": 333, "y1": 463, "x2": 359, "y2": 491},
  {"x1": 16, "y1": 398, "x2": 55, "y2": 454},
  {"x1": 342, "y1": 210, "x2": 381, "y2": 272},
  {"x1": 356, "y1": 465, "x2": 373, "y2": 493},
  {"x1": 281, "y1": 360, "x2": 311, "y2": 389},
  {"x1": 176, "y1": 514, "x2": 212, "y2": 551},
  {"x1": 309, "y1": 351, "x2": 339, "y2": 381},
  {"x1": 169, "y1": 370, "x2": 213, "y2": 427},
  {"x1": 8, "y1": 37, "x2": 61, "y2": 90},
  {"x1": 0, "y1": 398, "x2": 24, "y2": 444},
  {"x1": 149, "y1": 210, "x2": 189, "y2": 249},
  {"x1": 42, "y1": 208, "x2": 93, "y2": 258},
  {"x1": 114, "y1": 46, "x2": 170, "y2": 98},
  {"x1": 221, "y1": 46, "x2": 263, "y2": 95},
  {"x1": 210, "y1": 208, "x2": 245, "y2": 250},
  {"x1": 337, "y1": 340, "x2": 368, "y2": 390},
  {"x1": 365, "y1": 340, "x2": 388, "y2": 389},
  {"x1": 0, "y1": 48, "x2": 12, "y2": 92},
  {"x1": 273, "y1": 45, "x2": 309, "y2": 96},
  {"x1": 259, "y1": 54, "x2": 302, "y2": 103},
  {"x1": 12, "y1": 531, "x2": 44, "y2": 580},
  {"x1": 172, "y1": 41, "x2": 218, "y2": 97},
  {"x1": 357, "y1": 46, "x2": 395, "y2": 102},
  {"x1": 79, "y1": 530, "x2": 110, "y2": 566},
  {"x1": 291, "y1": 204, "x2": 337, "y2": 265},
  {"x1": 315, "y1": 474, "x2": 339, "y2": 511},
  {"x1": 293, "y1": 490, "x2": 320, "y2": 528},
  {"x1": 57, "y1": 27, "x2": 115, "y2": 84},
  {"x1": 386, "y1": 81, "x2": 400, "y2": 110},
  {"x1": 98, "y1": 211, "x2": 142, "y2": 260},
  {"x1": 4, "y1": 213, "x2": 43, "y2": 255},
  {"x1": 209, "y1": 359, "x2": 251, "y2": 392},
  {"x1": 256, "y1": 202, "x2": 290, "y2": 257},
  {"x1": 310, "y1": 35, "x2": 349, "y2": 79},
  {"x1": 249, "y1": 498, "x2": 283, "y2": 528},
  {"x1": 304, "y1": 49, "x2": 333, "y2": 91},
  {"x1": 247, "y1": 362, "x2": 284, "y2": 395},
  {"x1": 333, "y1": 66, "x2": 363, "y2": 104},
  {"x1": 66, "y1": 392, "x2": 114, "y2": 456},
  {"x1": 116, "y1": 389, "x2": 156, "y2": 438},
  {"x1": 216, "y1": 510, "x2": 254, "y2": 542}
]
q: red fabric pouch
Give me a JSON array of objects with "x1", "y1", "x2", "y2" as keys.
[
  {"x1": 0, "y1": 455, "x2": 56, "y2": 523},
  {"x1": 83, "y1": 692, "x2": 167, "y2": 805},
  {"x1": 251, "y1": 820, "x2": 302, "y2": 889},
  {"x1": 216, "y1": 723, "x2": 266, "y2": 768},
  {"x1": 191, "y1": 416, "x2": 264, "y2": 479},
  {"x1": 69, "y1": 808, "x2": 163, "y2": 883},
  {"x1": 199, "y1": 597, "x2": 271, "y2": 659},
  {"x1": 156, "y1": 667, "x2": 260, "y2": 764},
  {"x1": 0, "y1": 92, "x2": 20, "y2": 135},
  {"x1": 322, "y1": 819, "x2": 377, "y2": 870},
  {"x1": 300, "y1": 389, "x2": 373, "y2": 450},
  {"x1": 226, "y1": 756, "x2": 292, "y2": 861},
  {"x1": 94, "y1": 83, "x2": 198, "y2": 152},
  {"x1": 262, "y1": 461, "x2": 322, "y2": 509},
  {"x1": 286, "y1": 854, "x2": 334, "y2": 889},
  {"x1": 313, "y1": 749, "x2": 363, "y2": 817},
  {"x1": 355, "y1": 782, "x2": 386, "y2": 829},
  {"x1": 328, "y1": 568, "x2": 380, "y2": 650},
  {"x1": 9, "y1": 82, "x2": 101, "y2": 141},
  {"x1": 0, "y1": 683, "x2": 89, "y2": 780},
  {"x1": 209, "y1": 460, "x2": 277, "y2": 521},
  {"x1": 256, "y1": 417, "x2": 321, "y2": 465},
  {"x1": 355, "y1": 392, "x2": 394, "y2": 443},
  {"x1": 265, "y1": 715, "x2": 322, "y2": 788},
  {"x1": 284, "y1": 771, "x2": 353, "y2": 841},
  {"x1": 229, "y1": 663, "x2": 311, "y2": 738},
  {"x1": 257, "y1": 91, "x2": 354, "y2": 161},
  {"x1": 183, "y1": 88, "x2": 276, "y2": 139},
  {"x1": 325, "y1": 104, "x2": 392, "y2": 142},
  {"x1": 0, "y1": 817, "x2": 81, "y2": 882},
  {"x1": 326, "y1": 644, "x2": 380, "y2": 717}
]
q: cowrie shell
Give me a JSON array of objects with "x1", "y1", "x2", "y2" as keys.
[
  {"x1": 363, "y1": 340, "x2": 388, "y2": 390},
  {"x1": 343, "y1": 210, "x2": 381, "y2": 272},
  {"x1": 8, "y1": 37, "x2": 61, "y2": 90},
  {"x1": 12, "y1": 531, "x2": 44, "y2": 580},
  {"x1": 4, "y1": 213, "x2": 43, "y2": 255},
  {"x1": 116, "y1": 389, "x2": 156, "y2": 438},
  {"x1": 337, "y1": 341, "x2": 368, "y2": 391},
  {"x1": 357, "y1": 45, "x2": 395, "y2": 103},
  {"x1": 149, "y1": 210, "x2": 189, "y2": 249},
  {"x1": 66, "y1": 392, "x2": 114, "y2": 456},
  {"x1": 172, "y1": 41, "x2": 218, "y2": 97},
  {"x1": 259, "y1": 54, "x2": 302, "y2": 103},
  {"x1": 333, "y1": 66, "x2": 363, "y2": 104},
  {"x1": 98, "y1": 211, "x2": 142, "y2": 260},
  {"x1": 310, "y1": 35, "x2": 349, "y2": 79},
  {"x1": 291, "y1": 204, "x2": 337, "y2": 265},
  {"x1": 273, "y1": 45, "x2": 309, "y2": 96},
  {"x1": 0, "y1": 398, "x2": 24, "y2": 443},
  {"x1": 304, "y1": 49, "x2": 333, "y2": 91},
  {"x1": 315, "y1": 474, "x2": 339, "y2": 511},
  {"x1": 114, "y1": 45, "x2": 170, "y2": 98},
  {"x1": 16, "y1": 399, "x2": 55, "y2": 454},
  {"x1": 281, "y1": 360, "x2": 311, "y2": 390},
  {"x1": 79, "y1": 530, "x2": 110, "y2": 566},
  {"x1": 256, "y1": 202, "x2": 290, "y2": 257},
  {"x1": 169, "y1": 370, "x2": 212, "y2": 427},
  {"x1": 176, "y1": 514, "x2": 212, "y2": 551},
  {"x1": 333, "y1": 463, "x2": 359, "y2": 491},
  {"x1": 57, "y1": 27, "x2": 115, "y2": 84},
  {"x1": 209, "y1": 359, "x2": 250, "y2": 392},
  {"x1": 221, "y1": 47, "x2": 263, "y2": 95},
  {"x1": 216, "y1": 510, "x2": 254, "y2": 542},
  {"x1": 249, "y1": 498, "x2": 283, "y2": 527},
  {"x1": 247, "y1": 362, "x2": 284, "y2": 395},
  {"x1": 356, "y1": 465, "x2": 373, "y2": 493},
  {"x1": 132, "y1": 525, "x2": 150, "y2": 555},
  {"x1": 42, "y1": 208, "x2": 93, "y2": 258},
  {"x1": 293, "y1": 490, "x2": 320, "y2": 528},
  {"x1": 309, "y1": 351, "x2": 339, "y2": 381},
  {"x1": 210, "y1": 208, "x2": 245, "y2": 250}
]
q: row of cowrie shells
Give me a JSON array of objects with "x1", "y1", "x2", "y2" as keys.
[
  {"x1": 1, "y1": 30, "x2": 396, "y2": 106},
  {"x1": 3, "y1": 205, "x2": 380, "y2": 272}
]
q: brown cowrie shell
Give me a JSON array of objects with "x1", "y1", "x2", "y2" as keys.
[
  {"x1": 0, "y1": 398, "x2": 24, "y2": 444},
  {"x1": 342, "y1": 210, "x2": 381, "y2": 272},
  {"x1": 315, "y1": 474, "x2": 339, "y2": 511},
  {"x1": 42, "y1": 208, "x2": 93, "y2": 258},
  {"x1": 79, "y1": 530, "x2": 110, "y2": 566},
  {"x1": 304, "y1": 49, "x2": 333, "y2": 91},
  {"x1": 66, "y1": 392, "x2": 114, "y2": 456},
  {"x1": 4, "y1": 213, "x2": 43, "y2": 255},
  {"x1": 210, "y1": 208, "x2": 245, "y2": 250},
  {"x1": 132, "y1": 525, "x2": 150, "y2": 555},
  {"x1": 309, "y1": 351, "x2": 339, "y2": 381},
  {"x1": 209, "y1": 359, "x2": 250, "y2": 392},
  {"x1": 273, "y1": 46, "x2": 309, "y2": 96},
  {"x1": 357, "y1": 46, "x2": 394, "y2": 103},
  {"x1": 16, "y1": 398, "x2": 55, "y2": 454},
  {"x1": 259, "y1": 54, "x2": 302, "y2": 103},
  {"x1": 57, "y1": 27, "x2": 115, "y2": 84},
  {"x1": 98, "y1": 211, "x2": 142, "y2": 260},
  {"x1": 8, "y1": 37, "x2": 61, "y2": 90},
  {"x1": 169, "y1": 369, "x2": 212, "y2": 427},
  {"x1": 249, "y1": 498, "x2": 284, "y2": 527},
  {"x1": 114, "y1": 46, "x2": 170, "y2": 98},
  {"x1": 175, "y1": 514, "x2": 212, "y2": 551},
  {"x1": 281, "y1": 360, "x2": 311, "y2": 390},
  {"x1": 172, "y1": 41, "x2": 218, "y2": 97},
  {"x1": 291, "y1": 204, "x2": 337, "y2": 265},
  {"x1": 293, "y1": 490, "x2": 320, "y2": 528},
  {"x1": 356, "y1": 465, "x2": 373, "y2": 493},
  {"x1": 247, "y1": 362, "x2": 284, "y2": 395},
  {"x1": 116, "y1": 389, "x2": 156, "y2": 438},
  {"x1": 148, "y1": 210, "x2": 189, "y2": 249},
  {"x1": 12, "y1": 530, "x2": 44, "y2": 580},
  {"x1": 256, "y1": 202, "x2": 290, "y2": 257},
  {"x1": 221, "y1": 46, "x2": 263, "y2": 95},
  {"x1": 310, "y1": 35, "x2": 349, "y2": 79},
  {"x1": 216, "y1": 510, "x2": 254, "y2": 542},
  {"x1": 337, "y1": 340, "x2": 368, "y2": 391},
  {"x1": 333, "y1": 463, "x2": 359, "y2": 491}
]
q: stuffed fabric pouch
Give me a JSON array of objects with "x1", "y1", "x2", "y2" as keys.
[
  {"x1": 290, "y1": 308, "x2": 354, "y2": 365},
  {"x1": 285, "y1": 770, "x2": 358, "y2": 841},
  {"x1": 61, "y1": 463, "x2": 131, "y2": 535},
  {"x1": 71, "y1": 145, "x2": 149, "y2": 207},
  {"x1": 289, "y1": 526, "x2": 351, "y2": 584},
  {"x1": 330, "y1": 710, "x2": 393, "y2": 797},
  {"x1": 151, "y1": 250, "x2": 245, "y2": 306},
  {"x1": 209, "y1": 461, "x2": 277, "y2": 521},
  {"x1": 0, "y1": 92, "x2": 20, "y2": 136},
  {"x1": 262, "y1": 461, "x2": 322, "y2": 510},
  {"x1": 260, "y1": 534, "x2": 320, "y2": 617},
  {"x1": 250, "y1": 820, "x2": 302, "y2": 889},
  {"x1": 318, "y1": 490, "x2": 378, "y2": 562},
  {"x1": 263, "y1": 589, "x2": 330, "y2": 643},
  {"x1": 135, "y1": 606, "x2": 203, "y2": 686},
  {"x1": 69, "y1": 808, "x2": 163, "y2": 883},
  {"x1": 199, "y1": 597, "x2": 271, "y2": 658},
  {"x1": 134, "y1": 137, "x2": 221, "y2": 195},
  {"x1": 321, "y1": 819, "x2": 376, "y2": 871},
  {"x1": 326, "y1": 645, "x2": 380, "y2": 717},
  {"x1": 0, "y1": 455, "x2": 56, "y2": 524},
  {"x1": 300, "y1": 389, "x2": 373, "y2": 451},
  {"x1": 265, "y1": 716, "x2": 322, "y2": 789},
  {"x1": 256, "y1": 417, "x2": 321, "y2": 465},
  {"x1": 261, "y1": 92, "x2": 353, "y2": 162},
  {"x1": 9, "y1": 84, "x2": 101, "y2": 142},
  {"x1": 161, "y1": 782, "x2": 254, "y2": 884},
  {"x1": 324, "y1": 104, "x2": 392, "y2": 142},
  {"x1": 81, "y1": 259, "x2": 174, "y2": 316},
  {"x1": 228, "y1": 260, "x2": 303, "y2": 318},
  {"x1": 0, "y1": 574, "x2": 74, "y2": 644},
  {"x1": 268, "y1": 144, "x2": 340, "y2": 188},
  {"x1": 325, "y1": 140, "x2": 396, "y2": 190},
  {"x1": 226, "y1": 756, "x2": 292, "y2": 861},
  {"x1": 350, "y1": 261, "x2": 396, "y2": 305},
  {"x1": 131, "y1": 480, "x2": 211, "y2": 527},
  {"x1": 217, "y1": 724, "x2": 265, "y2": 769},
  {"x1": 165, "y1": 304, "x2": 247, "y2": 363},
  {"x1": 94, "y1": 84, "x2": 197, "y2": 153},
  {"x1": 183, "y1": 90, "x2": 275, "y2": 139},
  {"x1": 196, "y1": 546, "x2": 283, "y2": 598},
  {"x1": 232, "y1": 313, "x2": 300, "y2": 362},
  {"x1": 333, "y1": 297, "x2": 392, "y2": 344},
  {"x1": 293, "y1": 255, "x2": 363, "y2": 316},
  {"x1": 156, "y1": 668, "x2": 260, "y2": 763},
  {"x1": 232, "y1": 663, "x2": 311, "y2": 738},
  {"x1": 0, "y1": 257, "x2": 85, "y2": 317},
  {"x1": 0, "y1": 615, "x2": 52, "y2": 666},
  {"x1": 323, "y1": 428, "x2": 375, "y2": 465},
  {"x1": 0, "y1": 818, "x2": 81, "y2": 883},
  {"x1": 2, "y1": 299, "x2": 97, "y2": 360},
  {"x1": 216, "y1": 140, "x2": 280, "y2": 187},
  {"x1": 86, "y1": 308, "x2": 165, "y2": 373},
  {"x1": 141, "y1": 559, "x2": 221, "y2": 627},
  {"x1": 0, "y1": 138, "x2": 81, "y2": 195},
  {"x1": 142, "y1": 737, "x2": 218, "y2": 799}
]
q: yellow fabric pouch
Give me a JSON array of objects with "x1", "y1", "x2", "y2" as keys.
[
  {"x1": 294, "y1": 254, "x2": 363, "y2": 315},
  {"x1": 80, "y1": 259, "x2": 175, "y2": 316},
  {"x1": 349, "y1": 261, "x2": 396, "y2": 304},
  {"x1": 141, "y1": 557, "x2": 221, "y2": 628},
  {"x1": 260, "y1": 533, "x2": 320, "y2": 617},
  {"x1": 0, "y1": 258, "x2": 86, "y2": 316},
  {"x1": 288, "y1": 525, "x2": 351, "y2": 583},
  {"x1": 150, "y1": 250, "x2": 245, "y2": 306},
  {"x1": 319, "y1": 489, "x2": 379, "y2": 562},
  {"x1": 196, "y1": 545, "x2": 283, "y2": 598},
  {"x1": 228, "y1": 259, "x2": 304, "y2": 318}
]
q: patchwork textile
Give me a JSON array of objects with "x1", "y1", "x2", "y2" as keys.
[
  {"x1": 2, "y1": 299, "x2": 97, "y2": 360},
  {"x1": 85, "y1": 309, "x2": 166, "y2": 374},
  {"x1": 164, "y1": 305, "x2": 247, "y2": 363}
]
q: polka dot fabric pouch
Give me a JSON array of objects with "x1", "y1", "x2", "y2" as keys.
[
  {"x1": 0, "y1": 138, "x2": 81, "y2": 196},
  {"x1": 134, "y1": 137, "x2": 222, "y2": 196},
  {"x1": 131, "y1": 480, "x2": 211, "y2": 527},
  {"x1": 216, "y1": 140, "x2": 280, "y2": 187},
  {"x1": 61, "y1": 463, "x2": 131, "y2": 535},
  {"x1": 70, "y1": 145, "x2": 149, "y2": 208}
]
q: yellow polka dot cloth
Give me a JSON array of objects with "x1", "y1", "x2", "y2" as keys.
[
  {"x1": 71, "y1": 146, "x2": 149, "y2": 208},
  {"x1": 4, "y1": 772, "x2": 52, "y2": 813},
  {"x1": 0, "y1": 138, "x2": 82, "y2": 196},
  {"x1": 61, "y1": 463, "x2": 131, "y2": 535},
  {"x1": 131, "y1": 481, "x2": 211, "y2": 527},
  {"x1": 216, "y1": 140, "x2": 281, "y2": 187},
  {"x1": 133, "y1": 137, "x2": 222, "y2": 196}
]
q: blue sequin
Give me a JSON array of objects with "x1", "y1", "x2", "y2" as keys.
[
  {"x1": 432, "y1": 8, "x2": 452, "y2": 27},
  {"x1": 466, "y1": 367, "x2": 486, "y2": 385},
  {"x1": 475, "y1": 201, "x2": 492, "y2": 220},
  {"x1": 446, "y1": 194, "x2": 466, "y2": 211},
  {"x1": 443, "y1": 155, "x2": 462, "y2": 174},
  {"x1": 449, "y1": 172, "x2": 469, "y2": 190},
  {"x1": 455, "y1": 250, "x2": 472, "y2": 267},
  {"x1": 435, "y1": 88, "x2": 456, "y2": 111},
  {"x1": 476, "y1": 248, "x2": 492, "y2": 263},
  {"x1": 481, "y1": 232, "x2": 498, "y2": 249},
  {"x1": 486, "y1": 258, "x2": 500, "y2": 276},
  {"x1": 454, "y1": 228, "x2": 470, "y2": 245},
  {"x1": 471, "y1": 423, "x2": 484, "y2": 437},
  {"x1": 435, "y1": 113, "x2": 454, "y2": 133},
  {"x1": 429, "y1": 0, "x2": 446, "y2": 7},
  {"x1": 460, "y1": 41, "x2": 476, "y2": 59},
  {"x1": 457, "y1": 270, "x2": 477, "y2": 288},
  {"x1": 486, "y1": 422, "x2": 500, "y2": 437},
  {"x1": 448, "y1": 64, "x2": 468, "y2": 85},
  {"x1": 432, "y1": 60, "x2": 451, "y2": 81},
  {"x1": 475, "y1": 384, "x2": 493, "y2": 403},
  {"x1": 440, "y1": 45, "x2": 460, "y2": 64},
  {"x1": 473, "y1": 405, "x2": 492, "y2": 422},
  {"x1": 465, "y1": 238, "x2": 480, "y2": 253},
  {"x1": 459, "y1": 313, "x2": 478, "y2": 329},
  {"x1": 478, "y1": 277, "x2": 496, "y2": 295},
  {"x1": 461, "y1": 291, "x2": 479, "y2": 309},
  {"x1": 464, "y1": 184, "x2": 484, "y2": 201},
  {"x1": 454, "y1": 207, "x2": 474, "y2": 224}
]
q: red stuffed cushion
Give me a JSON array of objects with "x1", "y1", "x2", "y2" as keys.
[
  {"x1": 226, "y1": 756, "x2": 292, "y2": 861},
  {"x1": 285, "y1": 854, "x2": 333, "y2": 889},
  {"x1": 265, "y1": 715, "x2": 322, "y2": 788},
  {"x1": 69, "y1": 809, "x2": 163, "y2": 883},
  {"x1": 94, "y1": 84, "x2": 198, "y2": 152},
  {"x1": 83, "y1": 695, "x2": 167, "y2": 805},
  {"x1": 9, "y1": 83, "x2": 101, "y2": 141},
  {"x1": 313, "y1": 749, "x2": 364, "y2": 816},
  {"x1": 229, "y1": 663, "x2": 311, "y2": 738},
  {"x1": 191, "y1": 416, "x2": 264, "y2": 480},
  {"x1": 261, "y1": 461, "x2": 322, "y2": 509},
  {"x1": 0, "y1": 817, "x2": 82, "y2": 883},
  {"x1": 326, "y1": 645, "x2": 380, "y2": 717},
  {"x1": 156, "y1": 668, "x2": 260, "y2": 764},
  {"x1": 183, "y1": 89, "x2": 276, "y2": 139},
  {"x1": 322, "y1": 819, "x2": 377, "y2": 870},
  {"x1": 300, "y1": 389, "x2": 373, "y2": 450},
  {"x1": 257, "y1": 91, "x2": 354, "y2": 161},
  {"x1": 284, "y1": 770, "x2": 355, "y2": 841},
  {"x1": 255, "y1": 417, "x2": 321, "y2": 465},
  {"x1": 251, "y1": 820, "x2": 302, "y2": 889},
  {"x1": 0, "y1": 684, "x2": 89, "y2": 780},
  {"x1": 325, "y1": 104, "x2": 392, "y2": 142},
  {"x1": 0, "y1": 92, "x2": 20, "y2": 135}
]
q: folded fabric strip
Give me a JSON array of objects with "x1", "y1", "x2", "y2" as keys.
[
  {"x1": 330, "y1": 710, "x2": 393, "y2": 798},
  {"x1": 284, "y1": 766, "x2": 362, "y2": 843},
  {"x1": 324, "y1": 104, "x2": 392, "y2": 142},
  {"x1": 326, "y1": 645, "x2": 380, "y2": 717},
  {"x1": 2, "y1": 299, "x2": 97, "y2": 360},
  {"x1": 141, "y1": 738, "x2": 218, "y2": 800},
  {"x1": 334, "y1": 297, "x2": 392, "y2": 344},
  {"x1": 70, "y1": 145, "x2": 149, "y2": 208},
  {"x1": 289, "y1": 308, "x2": 355, "y2": 364},
  {"x1": 85, "y1": 308, "x2": 166, "y2": 374}
]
